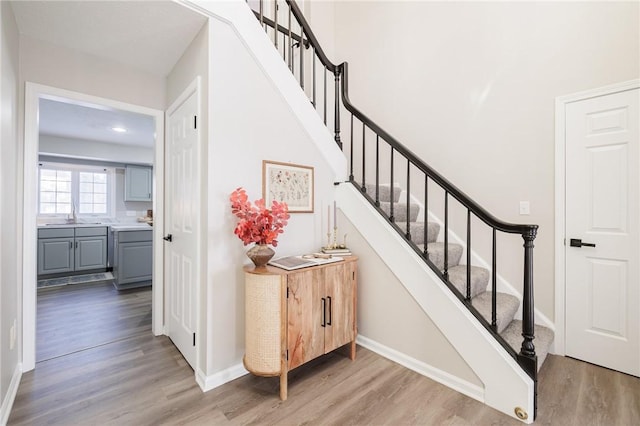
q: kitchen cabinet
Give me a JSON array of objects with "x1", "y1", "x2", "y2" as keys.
[
  {"x1": 111, "y1": 228, "x2": 152, "y2": 290},
  {"x1": 37, "y1": 227, "x2": 107, "y2": 277},
  {"x1": 124, "y1": 165, "x2": 152, "y2": 202},
  {"x1": 243, "y1": 257, "x2": 357, "y2": 400}
]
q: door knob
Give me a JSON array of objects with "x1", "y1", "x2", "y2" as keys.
[
  {"x1": 163, "y1": 234, "x2": 173, "y2": 242},
  {"x1": 570, "y1": 238, "x2": 595, "y2": 248}
]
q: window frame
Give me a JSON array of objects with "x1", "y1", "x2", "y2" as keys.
[{"x1": 38, "y1": 162, "x2": 116, "y2": 219}]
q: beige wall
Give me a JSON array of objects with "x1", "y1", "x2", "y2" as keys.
[
  {"x1": 0, "y1": 0, "x2": 20, "y2": 409},
  {"x1": 331, "y1": 1, "x2": 640, "y2": 320}
]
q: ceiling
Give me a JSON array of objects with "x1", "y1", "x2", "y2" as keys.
[
  {"x1": 39, "y1": 97, "x2": 156, "y2": 148},
  {"x1": 11, "y1": 0, "x2": 208, "y2": 148}
]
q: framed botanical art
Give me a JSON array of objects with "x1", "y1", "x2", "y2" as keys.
[{"x1": 262, "y1": 160, "x2": 314, "y2": 213}]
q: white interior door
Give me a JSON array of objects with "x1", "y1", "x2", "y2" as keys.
[
  {"x1": 565, "y1": 87, "x2": 639, "y2": 377},
  {"x1": 165, "y1": 80, "x2": 200, "y2": 369}
]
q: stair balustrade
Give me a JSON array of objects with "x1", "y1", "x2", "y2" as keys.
[{"x1": 249, "y1": 0, "x2": 542, "y2": 418}]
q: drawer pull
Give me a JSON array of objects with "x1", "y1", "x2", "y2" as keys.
[{"x1": 321, "y1": 297, "x2": 326, "y2": 327}]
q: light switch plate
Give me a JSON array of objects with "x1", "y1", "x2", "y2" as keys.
[{"x1": 519, "y1": 201, "x2": 530, "y2": 215}]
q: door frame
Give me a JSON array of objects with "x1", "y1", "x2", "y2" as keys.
[
  {"x1": 164, "y1": 76, "x2": 201, "y2": 371},
  {"x1": 22, "y1": 82, "x2": 165, "y2": 371},
  {"x1": 554, "y1": 79, "x2": 639, "y2": 355}
]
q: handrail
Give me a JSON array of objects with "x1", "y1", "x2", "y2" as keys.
[{"x1": 282, "y1": 0, "x2": 536, "y2": 236}]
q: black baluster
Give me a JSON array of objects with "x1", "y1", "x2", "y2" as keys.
[
  {"x1": 334, "y1": 69, "x2": 341, "y2": 148},
  {"x1": 375, "y1": 135, "x2": 380, "y2": 206},
  {"x1": 323, "y1": 67, "x2": 327, "y2": 124},
  {"x1": 423, "y1": 175, "x2": 429, "y2": 258},
  {"x1": 492, "y1": 228, "x2": 497, "y2": 332},
  {"x1": 361, "y1": 123, "x2": 366, "y2": 190},
  {"x1": 259, "y1": 0, "x2": 264, "y2": 26},
  {"x1": 274, "y1": 0, "x2": 278, "y2": 49},
  {"x1": 390, "y1": 148, "x2": 394, "y2": 222},
  {"x1": 466, "y1": 209, "x2": 471, "y2": 301},
  {"x1": 406, "y1": 159, "x2": 411, "y2": 240},
  {"x1": 288, "y1": 7, "x2": 292, "y2": 70},
  {"x1": 444, "y1": 192, "x2": 449, "y2": 280},
  {"x1": 312, "y1": 50, "x2": 316, "y2": 107},
  {"x1": 349, "y1": 114, "x2": 354, "y2": 181},
  {"x1": 299, "y1": 30, "x2": 304, "y2": 90}
]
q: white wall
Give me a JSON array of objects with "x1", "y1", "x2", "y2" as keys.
[
  {"x1": 0, "y1": 0, "x2": 21, "y2": 417},
  {"x1": 331, "y1": 1, "x2": 640, "y2": 320},
  {"x1": 20, "y1": 36, "x2": 165, "y2": 110},
  {"x1": 39, "y1": 134, "x2": 153, "y2": 165}
]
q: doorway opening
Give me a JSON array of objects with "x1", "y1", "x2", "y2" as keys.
[{"x1": 23, "y1": 83, "x2": 165, "y2": 371}]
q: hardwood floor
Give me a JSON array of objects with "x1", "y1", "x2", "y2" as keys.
[
  {"x1": 9, "y1": 285, "x2": 639, "y2": 425},
  {"x1": 36, "y1": 281, "x2": 151, "y2": 362}
]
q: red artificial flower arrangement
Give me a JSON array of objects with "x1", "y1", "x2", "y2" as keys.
[{"x1": 230, "y1": 187, "x2": 290, "y2": 246}]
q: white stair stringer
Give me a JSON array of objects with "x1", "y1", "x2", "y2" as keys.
[{"x1": 337, "y1": 184, "x2": 534, "y2": 424}]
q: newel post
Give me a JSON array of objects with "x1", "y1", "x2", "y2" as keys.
[
  {"x1": 334, "y1": 66, "x2": 342, "y2": 149},
  {"x1": 518, "y1": 225, "x2": 539, "y2": 419}
]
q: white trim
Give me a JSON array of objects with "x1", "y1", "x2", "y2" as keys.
[
  {"x1": 0, "y1": 364, "x2": 22, "y2": 426},
  {"x1": 554, "y1": 79, "x2": 640, "y2": 356},
  {"x1": 164, "y1": 76, "x2": 202, "y2": 371},
  {"x1": 22, "y1": 82, "x2": 165, "y2": 371},
  {"x1": 356, "y1": 335, "x2": 484, "y2": 403},
  {"x1": 196, "y1": 364, "x2": 249, "y2": 392}
]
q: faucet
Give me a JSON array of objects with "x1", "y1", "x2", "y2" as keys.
[{"x1": 67, "y1": 198, "x2": 77, "y2": 224}]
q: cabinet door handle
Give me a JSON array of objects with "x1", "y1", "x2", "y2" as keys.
[
  {"x1": 321, "y1": 297, "x2": 326, "y2": 327},
  {"x1": 327, "y1": 296, "x2": 332, "y2": 326},
  {"x1": 69, "y1": 241, "x2": 72, "y2": 249},
  {"x1": 75, "y1": 241, "x2": 78, "y2": 249}
]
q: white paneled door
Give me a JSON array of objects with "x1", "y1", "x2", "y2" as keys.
[
  {"x1": 565, "y1": 88, "x2": 639, "y2": 377},
  {"x1": 165, "y1": 80, "x2": 200, "y2": 370}
]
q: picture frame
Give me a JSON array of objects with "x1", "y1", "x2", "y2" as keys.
[{"x1": 262, "y1": 160, "x2": 314, "y2": 213}]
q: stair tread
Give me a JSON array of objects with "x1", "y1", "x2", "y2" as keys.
[
  {"x1": 364, "y1": 183, "x2": 402, "y2": 203},
  {"x1": 379, "y1": 201, "x2": 420, "y2": 223},
  {"x1": 472, "y1": 292, "x2": 519, "y2": 334},
  {"x1": 501, "y1": 320, "x2": 555, "y2": 371},
  {"x1": 417, "y1": 242, "x2": 463, "y2": 270},
  {"x1": 396, "y1": 221, "x2": 440, "y2": 244},
  {"x1": 447, "y1": 265, "x2": 489, "y2": 299}
]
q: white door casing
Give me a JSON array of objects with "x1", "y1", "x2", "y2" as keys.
[
  {"x1": 22, "y1": 83, "x2": 165, "y2": 372},
  {"x1": 165, "y1": 78, "x2": 201, "y2": 370},
  {"x1": 564, "y1": 87, "x2": 639, "y2": 377}
]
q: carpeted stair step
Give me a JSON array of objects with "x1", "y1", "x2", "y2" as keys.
[
  {"x1": 447, "y1": 265, "x2": 490, "y2": 299},
  {"x1": 365, "y1": 183, "x2": 402, "y2": 203},
  {"x1": 501, "y1": 320, "x2": 555, "y2": 370},
  {"x1": 380, "y1": 201, "x2": 420, "y2": 223},
  {"x1": 396, "y1": 221, "x2": 440, "y2": 245},
  {"x1": 472, "y1": 292, "x2": 520, "y2": 334},
  {"x1": 418, "y1": 242, "x2": 463, "y2": 270}
]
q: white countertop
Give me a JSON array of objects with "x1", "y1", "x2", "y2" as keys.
[
  {"x1": 109, "y1": 224, "x2": 153, "y2": 231},
  {"x1": 37, "y1": 223, "x2": 107, "y2": 229}
]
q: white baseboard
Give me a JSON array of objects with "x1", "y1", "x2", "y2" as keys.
[
  {"x1": 0, "y1": 363, "x2": 22, "y2": 426},
  {"x1": 356, "y1": 335, "x2": 484, "y2": 403},
  {"x1": 196, "y1": 363, "x2": 249, "y2": 392}
]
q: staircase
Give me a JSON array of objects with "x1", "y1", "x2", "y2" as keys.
[
  {"x1": 369, "y1": 183, "x2": 555, "y2": 370},
  {"x1": 245, "y1": 0, "x2": 554, "y2": 422}
]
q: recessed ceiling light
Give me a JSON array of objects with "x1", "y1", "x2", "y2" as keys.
[{"x1": 112, "y1": 126, "x2": 127, "y2": 133}]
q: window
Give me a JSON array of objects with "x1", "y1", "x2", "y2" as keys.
[{"x1": 38, "y1": 164, "x2": 113, "y2": 217}]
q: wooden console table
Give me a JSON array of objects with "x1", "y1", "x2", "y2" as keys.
[{"x1": 243, "y1": 256, "x2": 358, "y2": 400}]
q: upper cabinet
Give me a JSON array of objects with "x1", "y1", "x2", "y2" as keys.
[{"x1": 124, "y1": 165, "x2": 152, "y2": 202}]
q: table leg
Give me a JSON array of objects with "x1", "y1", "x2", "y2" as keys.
[{"x1": 279, "y1": 371, "x2": 288, "y2": 400}]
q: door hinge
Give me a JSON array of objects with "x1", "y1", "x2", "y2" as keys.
[
  {"x1": 352, "y1": 271, "x2": 355, "y2": 280},
  {"x1": 194, "y1": 115, "x2": 197, "y2": 129},
  {"x1": 286, "y1": 349, "x2": 288, "y2": 360},
  {"x1": 193, "y1": 332, "x2": 196, "y2": 346},
  {"x1": 287, "y1": 287, "x2": 289, "y2": 298}
]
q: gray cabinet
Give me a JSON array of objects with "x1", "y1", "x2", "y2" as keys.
[
  {"x1": 38, "y1": 237, "x2": 74, "y2": 275},
  {"x1": 37, "y1": 226, "x2": 107, "y2": 277},
  {"x1": 124, "y1": 165, "x2": 152, "y2": 202},
  {"x1": 112, "y1": 228, "x2": 153, "y2": 290}
]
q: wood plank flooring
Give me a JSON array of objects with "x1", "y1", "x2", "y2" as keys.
[
  {"x1": 9, "y1": 283, "x2": 639, "y2": 425},
  {"x1": 36, "y1": 281, "x2": 151, "y2": 362}
]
